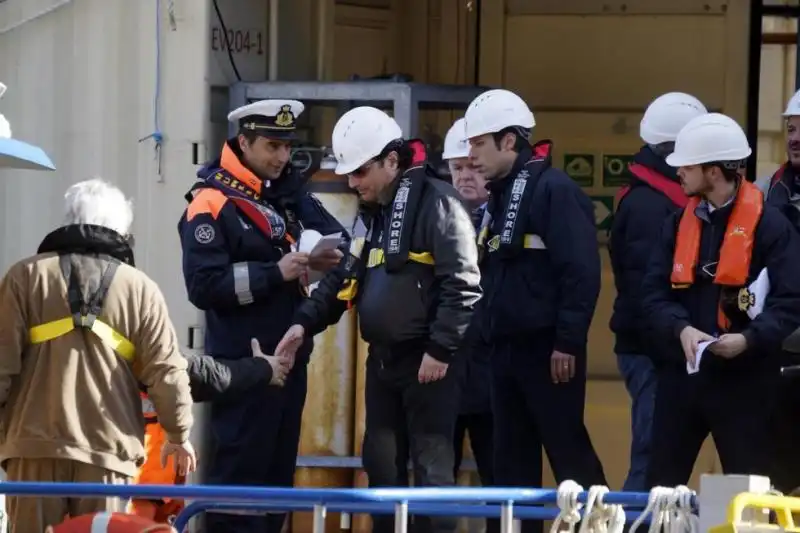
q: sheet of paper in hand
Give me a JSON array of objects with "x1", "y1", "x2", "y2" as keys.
[
  {"x1": 687, "y1": 339, "x2": 718, "y2": 375},
  {"x1": 297, "y1": 230, "x2": 343, "y2": 284}
]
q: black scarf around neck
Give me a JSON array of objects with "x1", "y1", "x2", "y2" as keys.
[{"x1": 38, "y1": 224, "x2": 136, "y2": 266}]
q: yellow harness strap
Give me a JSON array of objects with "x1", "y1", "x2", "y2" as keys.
[
  {"x1": 27, "y1": 255, "x2": 136, "y2": 363},
  {"x1": 336, "y1": 250, "x2": 435, "y2": 302},
  {"x1": 365, "y1": 249, "x2": 434, "y2": 269}
]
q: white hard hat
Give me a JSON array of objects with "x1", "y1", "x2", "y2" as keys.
[
  {"x1": 331, "y1": 106, "x2": 403, "y2": 175},
  {"x1": 665, "y1": 113, "x2": 752, "y2": 167},
  {"x1": 640, "y1": 92, "x2": 708, "y2": 145},
  {"x1": 442, "y1": 118, "x2": 469, "y2": 160},
  {"x1": 783, "y1": 89, "x2": 800, "y2": 116},
  {"x1": 464, "y1": 89, "x2": 535, "y2": 139}
]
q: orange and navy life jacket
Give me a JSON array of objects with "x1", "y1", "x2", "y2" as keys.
[
  {"x1": 186, "y1": 142, "x2": 301, "y2": 248},
  {"x1": 615, "y1": 163, "x2": 689, "y2": 209},
  {"x1": 670, "y1": 179, "x2": 764, "y2": 332}
]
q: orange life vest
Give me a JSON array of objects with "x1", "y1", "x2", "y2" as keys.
[
  {"x1": 47, "y1": 512, "x2": 175, "y2": 533},
  {"x1": 128, "y1": 393, "x2": 185, "y2": 523},
  {"x1": 671, "y1": 180, "x2": 764, "y2": 331}
]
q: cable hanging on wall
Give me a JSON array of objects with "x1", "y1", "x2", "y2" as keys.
[
  {"x1": 139, "y1": 0, "x2": 165, "y2": 180},
  {"x1": 213, "y1": 0, "x2": 243, "y2": 81}
]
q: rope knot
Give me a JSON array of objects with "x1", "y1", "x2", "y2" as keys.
[
  {"x1": 629, "y1": 486, "x2": 697, "y2": 533},
  {"x1": 579, "y1": 485, "x2": 626, "y2": 533},
  {"x1": 551, "y1": 480, "x2": 584, "y2": 533}
]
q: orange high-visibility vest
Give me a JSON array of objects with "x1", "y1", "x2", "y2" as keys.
[{"x1": 128, "y1": 393, "x2": 185, "y2": 523}]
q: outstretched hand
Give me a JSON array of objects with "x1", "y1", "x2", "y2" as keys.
[
  {"x1": 275, "y1": 325, "x2": 305, "y2": 369},
  {"x1": 251, "y1": 338, "x2": 291, "y2": 386}
]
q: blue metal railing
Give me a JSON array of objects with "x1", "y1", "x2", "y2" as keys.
[
  {"x1": 173, "y1": 500, "x2": 651, "y2": 531},
  {"x1": 0, "y1": 482, "x2": 692, "y2": 532}
]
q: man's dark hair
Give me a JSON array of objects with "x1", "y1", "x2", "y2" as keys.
[
  {"x1": 377, "y1": 139, "x2": 414, "y2": 170},
  {"x1": 702, "y1": 160, "x2": 745, "y2": 183},
  {"x1": 238, "y1": 129, "x2": 260, "y2": 146},
  {"x1": 491, "y1": 127, "x2": 530, "y2": 152}
]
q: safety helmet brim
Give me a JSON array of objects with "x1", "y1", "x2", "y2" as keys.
[
  {"x1": 665, "y1": 147, "x2": 752, "y2": 168},
  {"x1": 334, "y1": 159, "x2": 363, "y2": 176},
  {"x1": 464, "y1": 116, "x2": 535, "y2": 141},
  {"x1": 442, "y1": 145, "x2": 470, "y2": 160},
  {"x1": 463, "y1": 89, "x2": 535, "y2": 140}
]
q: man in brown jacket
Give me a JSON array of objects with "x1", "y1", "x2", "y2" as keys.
[{"x1": 0, "y1": 178, "x2": 195, "y2": 532}]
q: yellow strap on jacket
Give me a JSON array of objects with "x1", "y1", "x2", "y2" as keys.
[
  {"x1": 28, "y1": 315, "x2": 135, "y2": 363},
  {"x1": 27, "y1": 255, "x2": 135, "y2": 363},
  {"x1": 336, "y1": 250, "x2": 434, "y2": 302}
]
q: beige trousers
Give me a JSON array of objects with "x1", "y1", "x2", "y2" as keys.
[{"x1": 5, "y1": 457, "x2": 131, "y2": 533}]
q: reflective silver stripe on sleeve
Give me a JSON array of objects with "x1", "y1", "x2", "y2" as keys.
[{"x1": 232, "y1": 262, "x2": 255, "y2": 305}]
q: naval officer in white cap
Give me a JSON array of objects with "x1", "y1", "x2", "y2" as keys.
[{"x1": 178, "y1": 99, "x2": 345, "y2": 533}]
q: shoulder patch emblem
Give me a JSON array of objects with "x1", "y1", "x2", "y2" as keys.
[{"x1": 194, "y1": 223, "x2": 216, "y2": 244}]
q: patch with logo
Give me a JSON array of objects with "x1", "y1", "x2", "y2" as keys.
[
  {"x1": 194, "y1": 223, "x2": 216, "y2": 244},
  {"x1": 738, "y1": 287, "x2": 756, "y2": 312},
  {"x1": 729, "y1": 224, "x2": 747, "y2": 237},
  {"x1": 251, "y1": 202, "x2": 287, "y2": 240}
]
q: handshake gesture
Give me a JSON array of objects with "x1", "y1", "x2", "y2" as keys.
[
  {"x1": 275, "y1": 325, "x2": 306, "y2": 362},
  {"x1": 251, "y1": 338, "x2": 293, "y2": 387}
]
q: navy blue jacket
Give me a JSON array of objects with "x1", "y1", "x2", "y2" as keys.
[
  {"x1": 479, "y1": 146, "x2": 601, "y2": 357},
  {"x1": 609, "y1": 146, "x2": 685, "y2": 358},
  {"x1": 641, "y1": 197, "x2": 800, "y2": 374},
  {"x1": 765, "y1": 163, "x2": 800, "y2": 232},
  {"x1": 178, "y1": 142, "x2": 344, "y2": 367}
]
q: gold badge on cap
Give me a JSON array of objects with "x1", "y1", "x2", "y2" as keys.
[{"x1": 275, "y1": 104, "x2": 295, "y2": 128}]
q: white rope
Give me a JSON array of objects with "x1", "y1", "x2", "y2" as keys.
[
  {"x1": 578, "y1": 486, "x2": 626, "y2": 533},
  {"x1": 551, "y1": 480, "x2": 584, "y2": 533},
  {"x1": 629, "y1": 486, "x2": 698, "y2": 533},
  {"x1": 669, "y1": 485, "x2": 699, "y2": 533}
]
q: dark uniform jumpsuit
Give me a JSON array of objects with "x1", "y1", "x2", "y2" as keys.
[
  {"x1": 608, "y1": 146, "x2": 687, "y2": 491},
  {"x1": 760, "y1": 163, "x2": 800, "y2": 492},
  {"x1": 453, "y1": 203, "x2": 498, "y2": 533},
  {"x1": 641, "y1": 181, "x2": 800, "y2": 488},
  {"x1": 291, "y1": 146, "x2": 482, "y2": 533},
  {"x1": 478, "y1": 142, "x2": 606, "y2": 533},
  {"x1": 178, "y1": 140, "x2": 344, "y2": 533}
]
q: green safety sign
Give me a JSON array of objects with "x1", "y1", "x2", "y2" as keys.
[
  {"x1": 602, "y1": 154, "x2": 634, "y2": 187},
  {"x1": 563, "y1": 154, "x2": 595, "y2": 187},
  {"x1": 590, "y1": 195, "x2": 614, "y2": 231}
]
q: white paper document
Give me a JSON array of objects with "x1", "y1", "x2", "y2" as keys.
[
  {"x1": 296, "y1": 230, "x2": 343, "y2": 284},
  {"x1": 687, "y1": 339, "x2": 718, "y2": 375}
]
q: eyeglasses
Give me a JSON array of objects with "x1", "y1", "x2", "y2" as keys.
[{"x1": 349, "y1": 160, "x2": 376, "y2": 178}]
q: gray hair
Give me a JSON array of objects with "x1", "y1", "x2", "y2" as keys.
[{"x1": 62, "y1": 179, "x2": 134, "y2": 236}]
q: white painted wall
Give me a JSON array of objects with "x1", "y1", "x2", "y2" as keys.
[
  {"x1": 209, "y1": 0, "x2": 269, "y2": 86},
  {"x1": 0, "y1": 0, "x2": 210, "y2": 342},
  {"x1": 0, "y1": 0, "x2": 212, "y2": 499}
]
